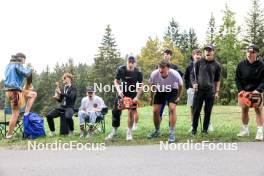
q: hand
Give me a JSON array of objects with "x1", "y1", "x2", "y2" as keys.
[
  {"x1": 193, "y1": 84, "x2": 198, "y2": 91},
  {"x1": 118, "y1": 91, "x2": 124, "y2": 98},
  {"x1": 133, "y1": 97, "x2": 138, "y2": 104},
  {"x1": 56, "y1": 88, "x2": 61, "y2": 94},
  {"x1": 238, "y1": 90, "x2": 245, "y2": 96},
  {"x1": 215, "y1": 92, "x2": 219, "y2": 100},
  {"x1": 175, "y1": 97, "x2": 180, "y2": 104},
  {"x1": 252, "y1": 90, "x2": 260, "y2": 94}
]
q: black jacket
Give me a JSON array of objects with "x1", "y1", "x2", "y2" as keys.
[
  {"x1": 184, "y1": 61, "x2": 195, "y2": 89},
  {"x1": 58, "y1": 85, "x2": 77, "y2": 108},
  {"x1": 191, "y1": 58, "x2": 221, "y2": 92},
  {"x1": 235, "y1": 59, "x2": 264, "y2": 93}
]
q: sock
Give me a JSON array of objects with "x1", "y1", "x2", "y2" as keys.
[
  {"x1": 127, "y1": 128, "x2": 132, "y2": 134},
  {"x1": 113, "y1": 127, "x2": 118, "y2": 135},
  {"x1": 257, "y1": 126, "x2": 263, "y2": 131},
  {"x1": 243, "y1": 124, "x2": 249, "y2": 129},
  {"x1": 169, "y1": 127, "x2": 175, "y2": 134},
  {"x1": 24, "y1": 112, "x2": 29, "y2": 116}
]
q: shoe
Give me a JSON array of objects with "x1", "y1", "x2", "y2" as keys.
[
  {"x1": 49, "y1": 131, "x2": 56, "y2": 137},
  {"x1": 208, "y1": 123, "x2": 214, "y2": 132},
  {"x1": 202, "y1": 130, "x2": 208, "y2": 136},
  {"x1": 132, "y1": 124, "x2": 138, "y2": 131},
  {"x1": 237, "y1": 127, "x2": 249, "y2": 137},
  {"x1": 168, "y1": 133, "x2": 176, "y2": 143},
  {"x1": 191, "y1": 130, "x2": 197, "y2": 137},
  {"x1": 126, "y1": 130, "x2": 133, "y2": 141},
  {"x1": 80, "y1": 131, "x2": 84, "y2": 138},
  {"x1": 255, "y1": 129, "x2": 263, "y2": 141},
  {"x1": 105, "y1": 131, "x2": 117, "y2": 141},
  {"x1": 5, "y1": 134, "x2": 13, "y2": 139},
  {"x1": 147, "y1": 131, "x2": 160, "y2": 139},
  {"x1": 68, "y1": 131, "x2": 74, "y2": 137},
  {"x1": 86, "y1": 132, "x2": 92, "y2": 139}
]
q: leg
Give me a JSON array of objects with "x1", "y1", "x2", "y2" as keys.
[
  {"x1": 192, "y1": 91, "x2": 204, "y2": 133},
  {"x1": 7, "y1": 108, "x2": 19, "y2": 137},
  {"x1": 241, "y1": 106, "x2": 249, "y2": 125},
  {"x1": 159, "y1": 103, "x2": 165, "y2": 121},
  {"x1": 134, "y1": 109, "x2": 139, "y2": 124},
  {"x1": 23, "y1": 90, "x2": 37, "y2": 114},
  {"x1": 153, "y1": 104, "x2": 162, "y2": 131},
  {"x1": 168, "y1": 103, "x2": 177, "y2": 130},
  {"x1": 254, "y1": 107, "x2": 263, "y2": 127},
  {"x1": 203, "y1": 92, "x2": 215, "y2": 132},
  {"x1": 65, "y1": 108, "x2": 74, "y2": 132},
  {"x1": 128, "y1": 109, "x2": 135, "y2": 129},
  {"x1": 78, "y1": 110, "x2": 87, "y2": 135},
  {"x1": 46, "y1": 108, "x2": 61, "y2": 132}
]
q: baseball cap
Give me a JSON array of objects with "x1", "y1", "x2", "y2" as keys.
[
  {"x1": 247, "y1": 45, "x2": 260, "y2": 53},
  {"x1": 127, "y1": 55, "x2": 136, "y2": 63},
  {"x1": 15, "y1": 52, "x2": 26, "y2": 59},
  {"x1": 86, "y1": 86, "x2": 95, "y2": 92},
  {"x1": 204, "y1": 45, "x2": 215, "y2": 51}
]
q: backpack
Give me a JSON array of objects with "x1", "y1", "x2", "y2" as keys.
[{"x1": 23, "y1": 112, "x2": 46, "y2": 139}]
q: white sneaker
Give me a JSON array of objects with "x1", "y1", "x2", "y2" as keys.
[
  {"x1": 255, "y1": 129, "x2": 263, "y2": 141},
  {"x1": 126, "y1": 130, "x2": 133, "y2": 141},
  {"x1": 49, "y1": 131, "x2": 56, "y2": 137},
  {"x1": 132, "y1": 124, "x2": 138, "y2": 131},
  {"x1": 237, "y1": 127, "x2": 249, "y2": 137},
  {"x1": 105, "y1": 131, "x2": 117, "y2": 141},
  {"x1": 208, "y1": 123, "x2": 214, "y2": 132},
  {"x1": 5, "y1": 134, "x2": 13, "y2": 139},
  {"x1": 80, "y1": 130, "x2": 84, "y2": 138}
]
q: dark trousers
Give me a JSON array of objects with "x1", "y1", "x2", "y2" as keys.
[
  {"x1": 112, "y1": 98, "x2": 122, "y2": 128},
  {"x1": 192, "y1": 90, "x2": 214, "y2": 133},
  {"x1": 46, "y1": 107, "x2": 74, "y2": 135}
]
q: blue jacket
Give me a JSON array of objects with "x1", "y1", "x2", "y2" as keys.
[{"x1": 4, "y1": 62, "x2": 32, "y2": 91}]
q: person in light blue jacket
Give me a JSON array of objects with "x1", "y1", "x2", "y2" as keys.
[{"x1": 4, "y1": 53, "x2": 37, "y2": 139}]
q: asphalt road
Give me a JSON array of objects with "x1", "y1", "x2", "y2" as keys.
[{"x1": 0, "y1": 142, "x2": 263, "y2": 176}]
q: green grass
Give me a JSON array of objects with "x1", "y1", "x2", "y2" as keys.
[{"x1": 0, "y1": 105, "x2": 262, "y2": 149}]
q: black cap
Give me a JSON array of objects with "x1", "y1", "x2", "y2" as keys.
[
  {"x1": 86, "y1": 86, "x2": 95, "y2": 92},
  {"x1": 15, "y1": 52, "x2": 26, "y2": 59},
  {"x1": 127, "y1": 55, "x2": 136, "y2": 63},
  {"x1": 247, "y1": 45, "x2": 260, "y2": 53},
  {"x1": 204, "y1": 45, "x2": 215, "y2": 51}
]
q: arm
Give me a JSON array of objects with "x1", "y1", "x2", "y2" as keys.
[
  {"x1": 16, "y1": 64, "x2": 32, "y2": 77},
  {"x1": 214, "y1": 64, "x2": 222, "y2": 99},
  {"x1": 235, "y1": 64, "x2": 243, "y2": 93},
  {"x1": 190, "y1": 61, "x2": 199, "y2": 90},
  {"x1": 133, "y1": 71, "x2": 144, "y2": 102},
  {"x1": 184, "y1": 66, "x2": 190, "y2": 89},
  {"x1": 176, "y1": 72, "x2": 183, "y2": 103},
  {"x1": 60, "y1": 86, "x2": 77, "y2": 102}
]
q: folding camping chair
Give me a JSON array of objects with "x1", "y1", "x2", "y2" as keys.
[
  {"x1": 0, "y1": 107, "x2": 25, "y2": 138},
  {"x1": 84, "y1": 107, "x2": 108, "y2": 134}
]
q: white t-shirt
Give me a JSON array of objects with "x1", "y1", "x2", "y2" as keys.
[{"x1": 80, "y1": 95, "x2": 105, "y2": 112}]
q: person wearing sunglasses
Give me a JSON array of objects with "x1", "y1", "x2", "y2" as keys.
[
  {"x1": 105, "y1": 55, "x2": 143, "y2": 141},
  {"x1": 46, "y1": 73, "x2": 77, "y2": 137},
  {"x1": 235, "y1": 44, "x2": 264, "y2": 141}
]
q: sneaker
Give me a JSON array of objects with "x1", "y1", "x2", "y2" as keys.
[
  {"x1": 132, "y1": 124, "x2": 138, "y2": 131},
  {"x1": 208, "y1": 123, "x2": 214, "y2": 132},
  {"x1": 168, "y1": 133, "x2": 176, "y2": 143},
  {"x1": 126, "y1": 130, "x2": 133, "y2": 141},
  {"x1": 237, "y1": 127, "x2": 249, "y2": 137},
  {"x1": 80, "y1": 131, "x2": 84, "y2": 138},
  {"x1": 255, "y1": 129, "x2": 263, "y2": 141},
  {"x1": 191, "y1": 130, "x2": 197, "y2": 137},
  {"x1": 147, "y1": 131, "x2": 160, "y2": 139},
  {"x1": 202, "y1": 130, "x2": 208, "y2": 136},
  {"x1": 68, "y1": 131, "x2": 74, "y2": 137},
  {"x1": 105, "y1": 131, "x2": 117, "y2": 141},
  {"x1": 5, "y1": 134, "x2": 13, "y2": 139},
  {"x1": 49, "y1": 131, "x2": 56, "y2": 137}
]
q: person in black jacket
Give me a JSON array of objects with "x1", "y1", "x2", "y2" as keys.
[
  {"x1": 191, "y1": 45, "x2": 221, "y2": 135},
  {"x1": 184, "y1": 49, "x2": 202, "y2": 132},
  {"x1": 235, "y1": 45, "x2": 264, "y2": 141},
  {"x1": 46, "y1": 73, "x2": 77, "y2": 136}
]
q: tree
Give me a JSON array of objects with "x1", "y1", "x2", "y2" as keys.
[
  {"x1": 92, "y1": 24, "x2": 124, "y2": 107},
  {"x1": 164, "y1": 18, "x2": 182, "y2": 48},
  {"x1": 188, "y1": 28, "x2": 199, "y2": 52},
  {"x1": 205, "y1": 12, "x2": 217, "y2": 45},
  {"x1": 243, "y1": 0, "x2": 264, "y2": 57},
  {"x1": 215, "y1": 4, "x2": 243, "y2": 104}
]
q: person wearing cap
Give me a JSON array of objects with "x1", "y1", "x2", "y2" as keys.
[
  {"x1": 184, "y1": 49, "x2": 202, "y2": 132},
  {"x1": 235, "y1": 45, "x2": 264, "y2": 141},
  {"x1": 105, "y1": 55, "x2": 143, "y2": 141},
  {"x1": 78, "y1": 86, "x2": 106, "y2": 138},
  {"x1": 46, "y1": 73, "x2": 77, "y2": 137},
  {"x1": 4, "y1": 53, "x2": 37, "y2": 139},
  {"x1": 159, "y1": 49, "x2": 183, "y2": 126},
  {"x1": 191, "y1": 45, "x2": 221, "y2": 136}
]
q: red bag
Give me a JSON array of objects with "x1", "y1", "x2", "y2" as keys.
[{"x1": 238, "y1": 92, "x2": 262, "y2": 108}]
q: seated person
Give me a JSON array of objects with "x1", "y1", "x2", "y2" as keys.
[{"x1": 78, "y1": 86, "x2": 106, "y2": 137}]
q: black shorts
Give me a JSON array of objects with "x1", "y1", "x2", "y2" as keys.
[{"x1": 154, "y1": 89, "x2": 178, "y2": 105}]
